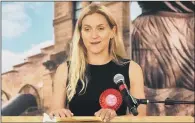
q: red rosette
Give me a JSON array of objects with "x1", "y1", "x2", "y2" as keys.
[{"x1": 99, "y1": 88, "x2": 122, "y2": 111}]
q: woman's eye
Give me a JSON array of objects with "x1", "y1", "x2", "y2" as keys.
[
  {"x1": 84, "y1": 28, "x2": 90, "y2": 31},
  {"x1": 98, "y1": 27, "x2": 104, "y2": 30}
]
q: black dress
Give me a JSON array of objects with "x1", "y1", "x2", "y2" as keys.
[{"x1": 68, "y1": 60, "x2": 130, "y2": 116}]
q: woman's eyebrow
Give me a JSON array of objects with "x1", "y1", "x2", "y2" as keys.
[
  {"x1": 82, "y1": 24, "x2": 91, "y2": 27},
  {"x1": 82, "y1": 24, "x2": 105, "y2": 27},
  {"x1": 97, "y1": 24, "x2": 105, "y2": 26}
]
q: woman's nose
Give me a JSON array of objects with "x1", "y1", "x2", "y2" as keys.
[{"x1": 91, "y1": 30, "x2": 99, "y2": 39}]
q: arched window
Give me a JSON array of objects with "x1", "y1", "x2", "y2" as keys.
[
  {"x1": 18, "y1": 84, "x2": 41, "y2": 108},
  {"x1": 1, "y1": 90, "x2": 10, "y2": 105}
]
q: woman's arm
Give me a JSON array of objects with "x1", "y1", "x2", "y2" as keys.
[
  {"x1": 51, "y1": 62, "x2": 68, "y2": 111},
  {"x1": 128, "y1": 60, "x2": 147, "y2": 116},
  {"x1": 49, "y1": 62, "x2": 73, "y2": 118}
]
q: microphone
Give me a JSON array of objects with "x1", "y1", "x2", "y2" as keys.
[
  {"x1": 113, "y1": 74, "x2": 139, "y2": 116},
  {"x1": 136, "y1": 98, "x2": 195, "y2": 105}
]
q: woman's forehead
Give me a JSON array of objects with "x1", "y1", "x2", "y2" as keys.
[{"x1": 82, "y1": 13, "x2": 109, "y2": 26}]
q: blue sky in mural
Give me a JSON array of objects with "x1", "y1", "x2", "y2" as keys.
[
  {"x1": 2, "y1": 2, "x2": 54, "y2": 73},
  {"x1": 2, "y1": 2, "x2": 141, "y2": 73}
]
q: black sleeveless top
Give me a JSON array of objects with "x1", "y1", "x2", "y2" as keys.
[{"x1": 68, "y1": 60, "x2": 130, "y2": 116}]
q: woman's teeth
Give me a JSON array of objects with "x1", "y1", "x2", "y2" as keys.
[{"x1": 91, "y1": 41, "x2": 101, "y2": 44}]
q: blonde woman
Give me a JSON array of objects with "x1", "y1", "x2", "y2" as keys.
[{"x1": 49, "y1": 3, "x2": 146, "y2": 122}]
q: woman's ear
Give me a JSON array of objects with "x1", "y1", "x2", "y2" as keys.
[{"x1": 111, "y1": 26, "x2": 116, "y2": 39}]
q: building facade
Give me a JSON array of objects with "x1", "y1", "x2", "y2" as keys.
[{"x1": 1, "y1": 1, "x2": 131, "y2": 113}]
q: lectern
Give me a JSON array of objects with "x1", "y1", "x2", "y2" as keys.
[{"x1": 1, "y1": 116, "x2": 194, "y2": 122}]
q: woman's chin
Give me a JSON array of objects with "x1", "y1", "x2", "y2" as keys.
[{"x1": 88, "y1": 49, "x2": 102, "y2": 55}]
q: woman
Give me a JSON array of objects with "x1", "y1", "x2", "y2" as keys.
[{"x1": 49, "y1": 3, "x2": 146, "y2": 122}]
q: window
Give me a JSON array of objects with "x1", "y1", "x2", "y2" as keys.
[
  {"x1": 73, "y1": 2, "x2": 82, "y2": 26},
  {"x1": 73, "y1": 2, "x2": 92, "y2": 26}
]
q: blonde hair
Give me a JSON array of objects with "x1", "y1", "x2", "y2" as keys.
[{"x1": 67, "y1": 3, "x2": 128, "y2": 101}]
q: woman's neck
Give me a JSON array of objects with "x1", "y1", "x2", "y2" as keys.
[{"x1": 87, "y1": 51, "x2": 112, "y2": 65}]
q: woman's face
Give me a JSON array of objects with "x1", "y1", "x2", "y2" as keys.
[{"x1": 81, "y1": 13, "x2": 115, "y2": 55}]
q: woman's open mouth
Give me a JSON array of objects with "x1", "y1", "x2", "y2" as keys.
[{"x1": 90, "y1": 41, "x2": 101, "y2": 45}]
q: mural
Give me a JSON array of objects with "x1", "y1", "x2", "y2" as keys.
[
  {"x1": 131, "y1": 1, "x2": 194, "y2": 116},
  {"x1": 1, "y1": 1, "x2": 194, "y2": 117}
]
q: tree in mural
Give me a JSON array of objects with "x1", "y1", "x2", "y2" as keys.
[{"x1": 131, "y1": 1, "x2": 194, "y2": 116}]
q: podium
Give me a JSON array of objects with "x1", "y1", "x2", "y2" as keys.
[{"x1": 1, "y1": 116, "x2": 194, "y2": 122}]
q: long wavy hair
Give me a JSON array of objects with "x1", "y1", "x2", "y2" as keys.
[{"x1": 67, "y1": 3, "x2": 128, "y2": 101}]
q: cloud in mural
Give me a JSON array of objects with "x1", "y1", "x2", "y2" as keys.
[
  {"x1": 130, "y1": 2, "x2": 142, "y2": 20},
  {"x1": 2, "y1": 2, "x2": 43, "y2": 39},
  {"x1": 2, "y1": 40, "x2": 54, "y2": 73}
]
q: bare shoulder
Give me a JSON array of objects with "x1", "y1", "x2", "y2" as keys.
[
  {"x1": 56, "y1": 61, "x2": 68, "y2": 73},
  {"x1": 129, "y1": 60, "x2": 142, "y2": 72},
  {"x1": 129, "y1": 60, "x2": 143, "y2": 85},
  {"x1": 54, "y1": 61, "x2": 69, "y2": 87}
]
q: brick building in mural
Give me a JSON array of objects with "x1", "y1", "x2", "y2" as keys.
[{"x1": 1, "y1": 2, "x2": 131, "y2": 112}]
